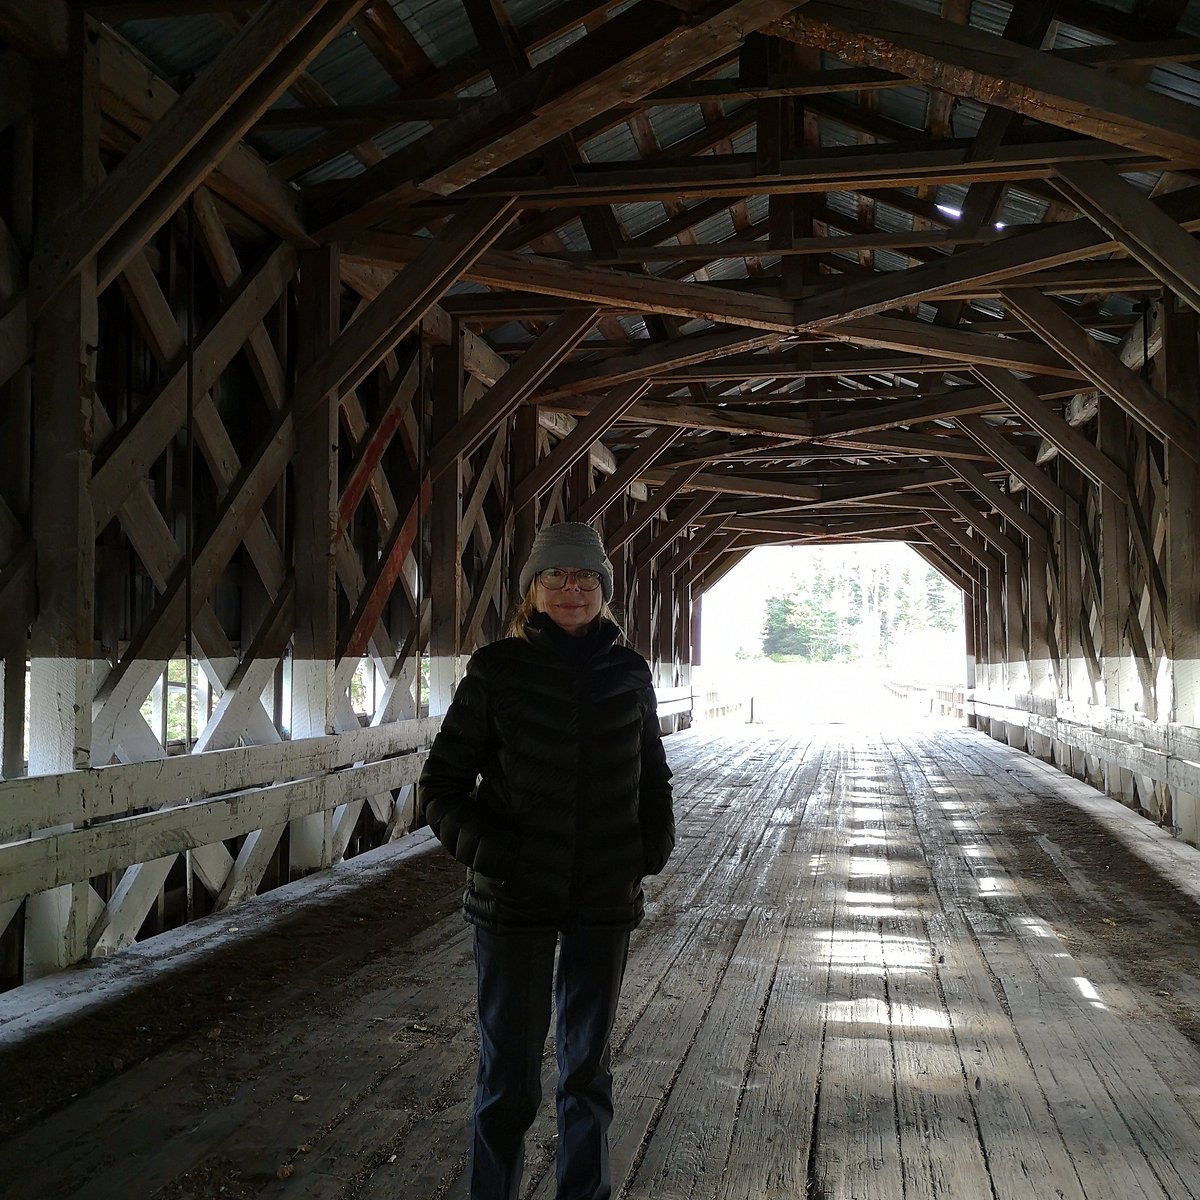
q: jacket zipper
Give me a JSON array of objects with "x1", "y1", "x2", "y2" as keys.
[{"x1": 568, "y1": 660, "x2": 592, "y2": 919}]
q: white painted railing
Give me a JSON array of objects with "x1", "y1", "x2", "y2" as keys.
[
  {"x1": 1, "y1": 680, "x2": 699, "y2": 982},
  {"x1": 0, "y1": 718, "x2": 441, "y2": 910},
  {"x1": 655, "y1": 685, "x2": 694, "y2": 719},
  {"x1": 883, "y1": 679, "x2": 967, "y2": 719},
  {"x1": 970, "y1": 692, "x2": 1200, "y2": 798}
]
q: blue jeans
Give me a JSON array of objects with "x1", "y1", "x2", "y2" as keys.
[{"x1": 469, "y1": 925, "x2": 631, "y2": 1200}]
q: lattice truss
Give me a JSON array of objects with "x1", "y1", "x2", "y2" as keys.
[{"x1": 1, "y1": 0, "x2": 1200, "y2": 982}]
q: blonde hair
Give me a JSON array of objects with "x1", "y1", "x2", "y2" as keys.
[{"x1": 507, "y1": 582, "x2": 624, "y2": 641}]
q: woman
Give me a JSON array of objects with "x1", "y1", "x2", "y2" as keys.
[{"x1": 418, "y1": 521, "x2": 675, "y2": 1200}]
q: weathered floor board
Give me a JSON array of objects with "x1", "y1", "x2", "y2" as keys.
[{"x1": 5, "y1": 724, "x2": 1200, "y2": 1199}]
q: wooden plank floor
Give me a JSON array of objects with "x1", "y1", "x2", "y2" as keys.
[{"x1": 6, "y1": 724, "x2": 1200, "y2": 1199}]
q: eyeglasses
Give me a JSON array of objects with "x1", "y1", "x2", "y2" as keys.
[{"x1": 537, "y1": 567, "x2": 602, "y2": 591}]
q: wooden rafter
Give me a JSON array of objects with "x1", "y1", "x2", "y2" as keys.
[{"x1": 773, "y1": 0, "x2": 1200, "y2": 162}]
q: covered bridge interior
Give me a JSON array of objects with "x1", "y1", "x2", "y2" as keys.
[{"x1": 2, "y1": 0, "x2": 1200, "y2": 1195}]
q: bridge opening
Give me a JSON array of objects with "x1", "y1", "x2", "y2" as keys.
[{"x1": 695, "y1": 543, "x2": 968, "y2": 727}]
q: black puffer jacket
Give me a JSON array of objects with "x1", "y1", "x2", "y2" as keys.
[{"x1": 418, "y1": 613, "x2": 675, "y2": 932}]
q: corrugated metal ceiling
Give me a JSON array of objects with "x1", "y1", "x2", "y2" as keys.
[{"x1": 111, "y1": 0, "x2": 1198, "y2": 353}]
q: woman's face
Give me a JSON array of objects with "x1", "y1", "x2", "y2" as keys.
[{"x1": 534, "y1": 567, "x2": 604, "y2": 636}]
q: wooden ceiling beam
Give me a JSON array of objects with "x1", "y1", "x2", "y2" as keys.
[
  {"x1": 1054, "y1": 160, "x2": 1200, "y2": 315},
  {"x1": 636, "y1": 466, "x2": 820, "y2": 505},
  {"x1": 957, "y1": 413, "x2": 1077, "y2": 520},
  {"x1": 686, "y1": 535, "x2": 745, "y2": 592},
  {"x1": 633, "y1": 495, "x2": 718, "y2": 570},
  {"x1": 816, "y1": 431, "x2": 995, "y2": 461},
  {"x1": 346, "y1": 234, "x2": 799, "y2": 332},
  {"x1": 37, "y1": 0, "x2": 369, "y2": 308},
  {"x1": 829, "y1": 315, "x2": 1081, "y2": 378},
  {"x1": 571, "y1": 427, "x2": 679, "y2": 523},
  {"x1": 96, "y1": 27, "x2": 307, "y2": 247},
  {"x1": 541, "y1": 327, "x2": 785, "y2": 398},
  {"x1": 451, "y1": 138, "x2": 1158, "y2": 207},
  {"x1": 921, "y1": 525, "x2": 988, "y2": 580},
  {"x1": 910, "y1": 540, "x2": 973, "y2": 593},
  {"x1": 311, "y1": 0, "x2": 807, "y2": 238},
  {"x1": 660, "y1": 352, "x2": 977, "y2": 381},
  {"x1": 999, "y1": 287, "x2": 1200, "y2": 456},
  {"x1": 0, "y1": 0, "x2": 68, "y2": 58},
  {"x1": 932, "y1": 484, "x2": 1022, "y2": 560},
  {"x1": 547, "y1": 393, "x2": 814, "y2": 441},
  {"x1": 806, "y1": 466, "x2": 964, "y2": 506},
  {"x1": 815, "y1": 385, "x2": 1000, "y2": 437},
  {"x1": 606, "y1": 463, "x2": 708, "y2": 552},
  {"x1": 796, "y1": 185, "x2": 1200, "y2": 328},
  {"x1": 659, "y1": 519, "x2": 728, "y2": 580},
  {"x1": 296, "y1": 197, "x2": 516, "y2": 423},
  {"x1": 430, "y1": 306, "x2": 601, "y2": 479},
  {"x1": 1054, "y1": 0, "x2": 1190, "y2": 45},
  {"x1": 654, "y1": 433, "x2": 806, "y2": 467},
  {"x1": 973, "y1": 364, "x2": 1130, "y2": 497},
  {"x1": 925, "y1": 511, "x2": 1002, "y2": 574},
  {"x1": 772, "y1": 0, "x2": 1200, "y2": 162},
  {"x1": 354, "y1": 1, "x2": 436, "y2": 88},
  {"x1": 511, "y1": 382, "x2": 649, "y2": 512},
  {"x1": 537, "y1": 222, "x2": 1047, "y2": 264},
  {"x1": 943, "y1": 458, "x2": 1049, "y2": 547},
  {"x1": 649, "y1": 64, "x2": 906, "y2": 103},
  {"x1": 719, "y1": 512, "x2": 928, "y2": 537},
  {"x1": 442, "y1": 293, "x2": 618, "y2": 321}
]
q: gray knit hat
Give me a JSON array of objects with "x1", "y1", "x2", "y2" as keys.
[{"x1": 519, "y1": 522, "x2": 614, "y2": 601}]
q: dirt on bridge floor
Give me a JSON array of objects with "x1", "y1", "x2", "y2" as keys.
[
  {"x1": 0, "y1": 845, "x2": 467, "y2": 1153},
  {"x1": 4, "y1": 727, "x2": 1200, "y2": 1200}
]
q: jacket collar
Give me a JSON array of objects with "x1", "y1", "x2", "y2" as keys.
[{"x1": 523, "y1": 611, "x2": 620, "y2": 662}]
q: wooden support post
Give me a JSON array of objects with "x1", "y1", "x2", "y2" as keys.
[
  {"x1": 290, "y1": 245, "x2": 340, "y2": 872},
  {"x1": 34, "y1": 0, "x2": 369, "y2": 305},
  {"x1": 607, "y1": 463, "x2": 706, "y2": 553},
  {"x1": 656, "y1": 545, "x2": 675, "y2": 689},
  {"x1": 1098, "y1": 399, "x2": 1133, "y2": 711},
  {"x1": 1054, "y1": 161, "x2": 1200, "y2": 317},
  {"x1": 1161, "y1": 301, "x2": 1200, "y2": 840},
  {"x1": 962, "y1": 588, "x2": 978, "y2": 728},
  {"x1": 984, "y1": 564, "x2": 1005, "y2": 723},
  {"x1": 633, "y1": 522, "x2": 654, "y2": 664},
  {"x1": 508, "y1": 405, "x2": 539, "y2": 606},
  {"x1": 511, "y1": 382, "x2": 647, "y2": 514},
  {"x1": 1058, "y1": 465, "x2": 1091, "y2": 771},
  {"x1": 1025, "y1": 494, "x2": 1053, "y2": 694},
  {"x1": 429, "y1": 336, "x2": 465, "y2": 715},
  {"x1": 1097, "y1": 398, "x2": 1135, "y2": 802},
  {"x1": 1003, "y1": 544, "x2": 1028, "y2": 748},
  {"x1": 572, "y1": 427, "x2": 677, "y2": 524},
  {"x1": 634, "y1": 496, "x2": 717, "y2": 572},
  {"x1": 567, "y1": 454, "x2": 592, "y2": 521},
  {"x1": 0, "y1": 50, "x2": 32, "y2": 786},
  {"x1": 1, "y1": 639, "x2": 26, "y2": 779},
  {"x1": 966, "y1": 574, "x2": 988, "y2": 722},
  {"x1": 1002, "y1": 288, "x2": 1200, "y2": 461},
  {"x1": 677, "y1": 574, "x2": 692, "y2": 687},
  {"x1": 430, "y1": 307, "x2": 598, "y2": 480},
  {"x1": 24, "y1": 13, "x2": 99, "y2": 977}
]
